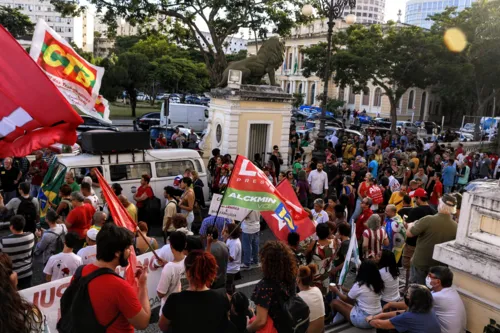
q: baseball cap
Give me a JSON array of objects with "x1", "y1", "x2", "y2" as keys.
[
  {"x1": 410, "y1": 188, "x2": 427, "y2": 198},
  {"x1": 441, "y1": 193, "x2": 457, "y2": 207},
  {"x1": 87, "y1": 228, "x2": 99, "y2": 241}
]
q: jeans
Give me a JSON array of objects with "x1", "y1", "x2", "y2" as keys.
[
  {"x1": 409, "y1": 265, "x2": 429, "y2": 285},
  {"x1": 242, "y1": 232, "x2": 259, "y2": 266},
  {"x1": 3, "y1": 190, "x2": 17, "y2": 204},
  {"x1": 351, "y1": 198, "x2": 362, "y2": 224},
  {"x1": 30, "y1": 184, "x2": 41, "y2": 198},
  {"x1": 443, "y1": 185, "x2": 453, "y2": 194}
]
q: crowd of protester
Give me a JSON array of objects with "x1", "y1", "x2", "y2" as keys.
[{"x1": 0, "y1": 123, "x2": 483, "y2": 333}]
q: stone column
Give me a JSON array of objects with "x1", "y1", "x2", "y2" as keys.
[{"x1": 304, "y1": 80, "x2": 309, "y2": 106}]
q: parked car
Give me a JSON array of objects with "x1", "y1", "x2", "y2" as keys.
[
  {"x1": 357, "y1": 114, "x2": 372, "y2": 125},
  {"x1": 185, "y1": 95, "x2": 210, "y2": 106},
  {"x1": 460, "y1": 123, "x2": 476, "y2": 133},
  {"x1": 396, "y1": 121, "x2": 419, "y2": 134},
  {"x1": 77, "y1": 116, "x2": 119, "y2": 133},
  {"x1": 135, "y1": 112, "x2": 161, "y2": 131},
  {"x1": 371, "y1": 118, "x2": 392, "y2": 128},
  {"x1": 292, "y1": 108, "x2": 310, "y2": 121},
  {"x1": 414, "y1": 121, "x2": 441, "y2": 134},
  {"x1": 136, "y1": 93, "x2": 151, "y2": 101}
]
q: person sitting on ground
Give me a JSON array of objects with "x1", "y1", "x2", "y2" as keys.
[
  {"x1": 77, "y1": 228, "x2": 98, "y2": 265},
  {"x1": 34, "y1": 209, "x2": 67, "y2": 265},
  {"x1": 135, "y1": 222, "x2": 159, "y2": 255},
  {"x1": 330, "y1": 260, "x2": 384, "y2": 329},
  {"x1": 297, "y1": 264, "x2": 325, "y2": 333},
  {"x1": 426, "y1": 266, "x2": 466, "y2": 333},
  {"x1": 367, "y1": 284, "x2": 441, "y2": 333},
  {"x1": 43, "y1": 232, "x2": 83, "y2": 281},
  {"x1": 158, "y1": 250, "x2": 231, "y2": 333},
  {"x1": 378, "y1": 249, "x2": 401, "y2": 306},
  {"x1": 0, "y1": 253, "x2": 45, "y2": 332}
]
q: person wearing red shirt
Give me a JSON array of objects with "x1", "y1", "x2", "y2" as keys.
[
  {"x1": 67, "y1": 223, "x2": 151, "y2": 332},
  {"x1": 155, "y1": 133, "x2": 168, "y2": 148},
  {"x1": 133, "y1": 174, "x2": 154, "y2": 223},
  {"x1": 65, "y1": 191, "x2": 96, "y2": 251},
  {"x1": 355, "y1": 197, "x2": 374, "y2": 242},
  {"x1": 352, "y1": 172, "x2": 372, "y2": 221},
  {"x1": 28, "y1": 150, "x2": 48, "y2": 197},
  {"x1": 429, "y1": 172, "x2": 443, "y2": 210},
  {"x1": 464, "y1": 152, "x2": 474, "y2": 169}
]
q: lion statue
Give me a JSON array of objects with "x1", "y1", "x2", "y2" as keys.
[{"x1": 218, "y1": 37, "x2": 285, "y2": 87}]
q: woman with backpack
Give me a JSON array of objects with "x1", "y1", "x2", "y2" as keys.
[
  {"x1": 248, "y1": 241, "x2": 308, "y2": 333},
  {"x1": 35, "y1": 209, "x2": 67, "y2": 265},
  {"x1": 305, "y1": 223, "x2": 336, "y2": 294}
]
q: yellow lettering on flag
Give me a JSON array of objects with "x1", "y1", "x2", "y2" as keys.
[{"x1": 43, "y1": 44, "x2": 64, "y2": 67}]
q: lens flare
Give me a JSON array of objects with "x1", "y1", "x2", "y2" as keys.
[{"x1": 444, "y1": 28, "x2": 467, "y2": 53}]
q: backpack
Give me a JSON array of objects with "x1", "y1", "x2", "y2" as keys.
[
  {"x1": 18, "y1": 196, "x2": 37, "y2": 233},
  {"x1": 272, "y1": 282, "x2": 310, "y2": 333},
  {"x1": 46, "y1": 225, "x2": 67, "y2": 255},
  {"x1": 57, "y1": 265, "x2": 121, "y2": 333},
  {"x1": 369, "y1": 185, "x2": 384, "y2": 205}
]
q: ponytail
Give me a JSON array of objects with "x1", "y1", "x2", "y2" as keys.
[{"x1": 298, "y1": 263, "x2": 318, "y2": 286}]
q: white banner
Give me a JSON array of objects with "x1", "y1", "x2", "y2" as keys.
[
  {"x1": 209, "y1": 193, "x2": 251, "y2": 221},
  {"x1": 19, "y1": 252, "x2": 162, "y2": 333},
  {"x1": 29, "y1": 19, "x2": 110, "y2": 123}
]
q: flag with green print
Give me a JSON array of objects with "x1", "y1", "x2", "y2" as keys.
[
  {"x1": 221, "y1": 156, "x2": 309, "y2": 235},
  {"x1": 338, "y1": 220, "x2": 361, "y2": 286},
  {"x1": 37, "y1": 158, "x2": 67, "y2": 228},
  {"x1": 29, "y1": 19, "x2": 108, "y2": 123}
]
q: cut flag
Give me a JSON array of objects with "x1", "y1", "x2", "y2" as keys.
[
  {"x1": 0, "y1": 25, "x2": 82, "y2": 158},
  {"x1": 95, "y1": 169, "x2": 138, "y2": 289},
  {"x1": 37, "y1": 158, "x2": 66, "y2": 227},
  {"x1": 221, "y1": 156, "x2": 309, "y2": 237},
  {"x1": 261, "y1": 180, "x2": 316, "y2": 242}
]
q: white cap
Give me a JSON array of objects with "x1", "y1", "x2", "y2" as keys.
[{"x1": 87, "y1": 228, "x2": 99, "y2": 241}]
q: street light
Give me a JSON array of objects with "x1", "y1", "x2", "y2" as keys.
[{"x1": 302, "y1": 0, "x2": 356, "y2": 162}]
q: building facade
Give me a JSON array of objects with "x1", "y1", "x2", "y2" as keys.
[
  {"x1": 350, "y1": 0, "x2": 386, "y2": 24},
  {"x1": 198, "y1": 31, "x2": 248, "y2": 54},
  {"x1": 405, "y1": 0, "x2": 475, "y2": 29},
  {"x1": 249, "y1": 19, "x2": 438, "y2": 121},
  {"x1": 0, "y1": 0, "x2": 95, "y2": 52},
  {"x1": 93, "y1": 17, "x2": 140, "y2": 57}
]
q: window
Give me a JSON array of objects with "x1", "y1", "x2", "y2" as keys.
[
  {"x1": 373, "y1": 88, "x2": 382, "y2": 107},
  {"x1": 110, "y1": 163, "x2": 151, "y2": 181},
  {"x1": 368, "y1": 13, "x2": 373, "y2": 17},
  {"x1": 156, "y1": 160, "x2": 195, "y2": 177},
  {"x1": 338, "y1": 87, "x2": 345, "y2": 101},
  {"x1": 407, "y1": 90, "x2": 415, "y2": 109},
  {"x1": 193, "y1": 160, "x2": 203, "y2": 173},
  {"x1": 362, "y1": 88, "x2": 370, "y2": 106},
  {"x1": 70, "y1": 166, "x2": 103, "y2": 184},
  {"x1": 348, "y1": 87, "x2": 356, "y2": 104},
  {"x1": 363, "y1": 12, "x2": 367, "y2": 16}
]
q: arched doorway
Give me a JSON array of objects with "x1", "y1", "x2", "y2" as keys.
[
  {"x1": 310, "y1": 83, "x2": 316, "y2": 105},
  {"x1": 420, "y1": 92, "x2": 427, "y2": 120},
  {"x1": 286, "y1": 82, "x2": 291, "y2": 94}
]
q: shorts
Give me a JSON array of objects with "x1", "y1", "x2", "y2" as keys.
[
  {"x1": 350, "y1": 306, "x2": 372, "y2": 329},
  {"x1": 402, "y1": 245, "x2": 415, "y2": 269}
]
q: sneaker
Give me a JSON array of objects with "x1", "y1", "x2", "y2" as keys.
[
  {"x1": 331, "y1": 313, "x2": 346, "y2": 325},
  {"x1": 240, "y1": 264, "x2": 251, "y2": 270},
  {"x1": 251, "y1": 263, "x2": 261, "y2": 268}
]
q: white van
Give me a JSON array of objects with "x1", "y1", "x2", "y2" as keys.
[
  {"x1": 160, "y1": 102, "x2": 208, "y2": 133},
  {"x1": 58, "y1": 149, "x2": 209, "y2": 207}
]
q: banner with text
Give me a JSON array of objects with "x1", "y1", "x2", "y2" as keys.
[
  {"x1": 19, "y1": 252, "x2": 162, "y2": 333},
  {"x1": 209, "y1": 193, "x2": 251, "y2": 221},
  {"x1": 29, "y1": 19, "x2": 109, "y2": 123}
]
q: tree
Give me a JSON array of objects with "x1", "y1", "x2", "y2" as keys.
[
  {"x1": 102, "y1": 52, "x2": 150, "y2": 117},
  {"x1": 0, "y1": 6, "x2": 34, "y2": 38},
  {"x1": 302, "y1": 23, "x2": 439, "y2": 134},
  {"x1": 50, "y1": 0, "x2": 306, "y2": 85},
  {"x1": 316, "y1": 93, "x2": 345, "y2": 115},
  {"x1": 292, "y1": 93, "x2": 305, "y2": 108},
  {"x1": 427, "y1": 2, "x2": 500, "y2": 138}
]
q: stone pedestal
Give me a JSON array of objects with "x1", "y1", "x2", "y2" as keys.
[
  {"x1": 433, "y1": 188, "x2": 500, "y2": 333},
  {"x1": 203, "y1": 85, "x2": 293, "y2": 167}
]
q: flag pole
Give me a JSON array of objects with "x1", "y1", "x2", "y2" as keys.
[{"x1": 212, "y1": 154, "x2": 241, "y2": 228}]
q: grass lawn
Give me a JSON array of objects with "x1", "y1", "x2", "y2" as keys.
[{"x1": 109, "y1": 102, "x2": 161, "y2": 119}]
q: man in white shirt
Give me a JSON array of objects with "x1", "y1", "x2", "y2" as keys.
[
  {"x1": 427, "y1": 266, "x2": 467, "y2": 333},
  {"x1": 77, "y1": 228, "x2": 98, "y2": 265},
  {"x1": 157, "y1": 231, "x2": 186, "y2": 313},
  {"x1": 43, "y1": 231, "x2": 83, "y2": 281},
  {"x1": 312, "y1": 199, "x2": 329, "y2": 224},
  {"x1": 384, "y1": 168, "x2": 401, "y2": 192},
  {"x1": 308, "y1": 162, "x2": 328, "y2": 200},
  {"x1": 81, "y1": 182, "x2": 99, "y2": 210}
]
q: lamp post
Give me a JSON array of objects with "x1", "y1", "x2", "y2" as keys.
[{"x1": 302, "y1": 1, "x2": 356, "y2": 162}]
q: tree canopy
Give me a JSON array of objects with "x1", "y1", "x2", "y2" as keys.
[
  {"x1": 0, "y1": 6, "x2": 34, "y2": 38},
  {"x1": 51, "y1": 0, "x2": 307, "y2": 84}
]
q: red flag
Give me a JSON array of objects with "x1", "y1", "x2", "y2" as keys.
[
  {"x1": 95, "y1": 169, "x2": 138, "y2": 289},
  {"x1": 261, "y1": 180, "x2": 316, "y2": 242},
  {"x1": 0, "y1": 25, "x2": 82, "y2": 158}
]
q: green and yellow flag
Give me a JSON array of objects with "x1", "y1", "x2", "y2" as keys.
[{"x1": 37, "y1": 158, "x2": 66, "y2": 227}]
